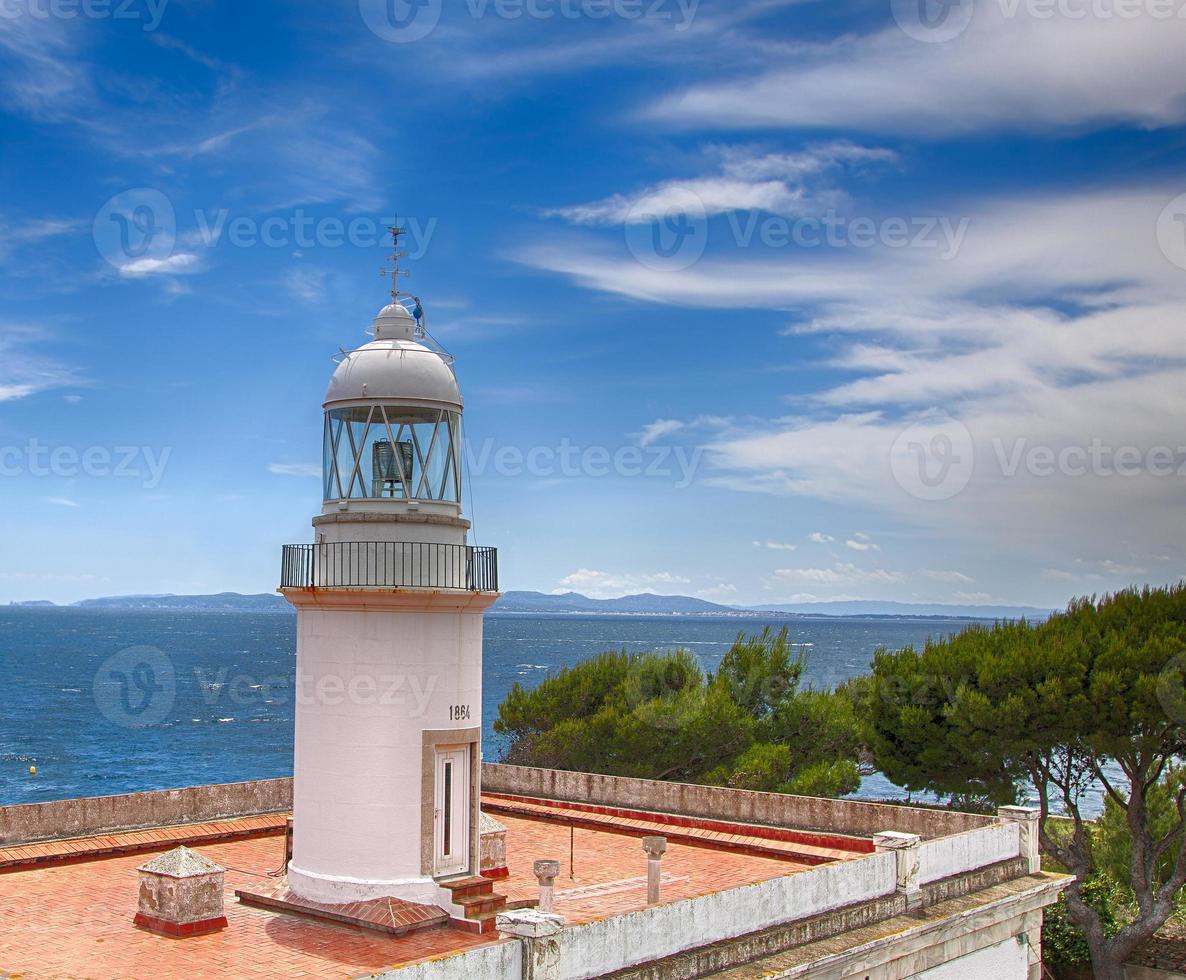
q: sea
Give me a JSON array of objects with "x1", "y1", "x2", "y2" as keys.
[{"x1": 0, "y1": 608, "x2": 1017, "y2": 810}]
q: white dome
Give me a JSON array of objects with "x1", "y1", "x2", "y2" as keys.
[{"x1": 324, "y1": 305, "x2": 461, "y2": 412}]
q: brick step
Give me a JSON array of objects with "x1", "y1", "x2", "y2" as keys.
[
  {"x1": 456, "y1": 894, "x2": 506, "y2": 918},
  {"x1": 440, "y1": 876, "x2": 495, "y2": 902},
  {"x1": 440, "y1": 875, "x2": 506, "y2": 934},
  {"x1": 451, "y1": 908, "x2": 503, "y2": 936}
]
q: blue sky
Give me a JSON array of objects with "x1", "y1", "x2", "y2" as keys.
[{"x1": 2, "y1": 0, "x2": 1186, "y2": 607}]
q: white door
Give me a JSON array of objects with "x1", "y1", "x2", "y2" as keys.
[{"x1": 433, "y1": 746, "x2": 470, "y2": 877}]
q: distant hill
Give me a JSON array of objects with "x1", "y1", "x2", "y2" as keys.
[
  {"x1": 72, "y1": 593, "x2": 291, "y2": 612},
  {"x1": 497, "y1": 592, "x2": 1052, "y2": 620},
  {"x1": 741, "y1": 600, "x2": 1055, "y2": 620},
  {"x1": 496, "y1": 591, "x2": 740, "y2": 616},
  {"x1": 9, "y1": 590, "x2": 1054, "y2": 620}
]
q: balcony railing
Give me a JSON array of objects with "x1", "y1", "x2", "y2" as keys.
[{"x1": 280, "y1": 542, "x2": 498, "y2": 593}]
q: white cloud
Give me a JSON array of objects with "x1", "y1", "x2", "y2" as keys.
[
  {"x1": 0, "y1": 324, "x2": 78, "y2": 403},
  {"x1": 759, "y1": 541, "x2": 799, "y2": 551},
  {"x1": 808, "y1": 532, "x2": 835, "y2": 544},
  {"x1": 844, "y1": 539, "x2": 879, "y2": 552},
  {"x1": 119, "y1": 253, "x2": 202, "y2": 278},
  {"x1": 549, "y1": 143, "x2": 896, "y2": 225},
  {"x1": 522, "y1": 179, "x2": 1186, "y2": 572},
  {"x1": 285, "y1": 266, "x2": 329, "y2": 305},
  {"x1": 268, "y1": 463, "x2": 321, "y2": 478},
  {"x1": 923, "y1": 569, "x2": 974, "y2": 584},
  {"x1": 772, "y1": 563, "x2": 905, "y2": 586},
  {"x1": 637, "y1": 418, "x2": 685, "y2": 447},
  {"x1": 558, "y1": 568, "x2": 693, "y2": 598},
  {"x1": 696, "y1": 583, "x2": 740, "y2": 601},
  {"x1": 46, "y1": 497, "x2": 79, "y2": 508},
  {"x1": 650, "y1": 6, "x2": 1186, "y2": 136}
]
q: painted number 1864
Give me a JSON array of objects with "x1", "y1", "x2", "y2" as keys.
[{"x1": 449, "y1": 704, "x2": 472, "y2": 721}]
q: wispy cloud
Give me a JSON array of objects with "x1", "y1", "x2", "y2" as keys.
[
  {"x1": 548, "y1": 143, "x2": 895, "y2": 225},
  {"x1": 650, "y1": 5, "x2": 1186, "y2": 136},
  {"x1": 0, "y1": 324, "x2": 79, "y2": 402},
  {"x1": 772, "y1": 563, "x2": 904, "y2": 586},
  {"x1": 523, "y1": 178, "x2": 1186, "y2": 573},
  {"x1": 268, "y1": 463, "x2": 321, "y2": 478},
  {"x1": 558, "y1": 567, "x2": 692, "y2": 598}
]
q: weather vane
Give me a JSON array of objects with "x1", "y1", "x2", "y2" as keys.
[{"x1": 380, "y1": 222, "x2": 409, "y2": 302}]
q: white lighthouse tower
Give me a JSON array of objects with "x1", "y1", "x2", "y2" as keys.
[{"x1": 280, "y1": 230, "x2": 499, "y2": 909}]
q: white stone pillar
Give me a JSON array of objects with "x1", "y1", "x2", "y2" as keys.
[
  {"x1": 874, "y1": 831, "x2": 922, "y2": 911},
  {"x1": 999, "y1": 806, "x2": 1042, "y2": 873},
  {"x1": 534, "y1": 859, "x2": 560, "y2": 914},
  {"x1": 498, "y1": 910, "x2": 565, "y2": 980},
  {"x1": 642, "y1": 836, "x2": 667, "y2": 905}
]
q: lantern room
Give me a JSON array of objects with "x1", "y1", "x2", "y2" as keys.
[{"x1": 321, "y1": 301, "x2": 464, "y2": 511}]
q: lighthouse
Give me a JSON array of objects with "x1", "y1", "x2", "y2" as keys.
[{"x1": 280, "y1": 230, "x2": 499, "y2": 909}]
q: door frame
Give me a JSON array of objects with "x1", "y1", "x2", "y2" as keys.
[
  {"x1": 420, "y1": 728, "x2": 480, "y2": 878},
  {"x1": 432, "y1": 744, "x2": 470, "y2": 877}
]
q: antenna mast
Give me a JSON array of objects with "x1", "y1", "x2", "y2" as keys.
[{"x1": 381, "y1": 222, "x2": 409, "y2": 302}]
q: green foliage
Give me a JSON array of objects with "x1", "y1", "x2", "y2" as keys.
[
  {"x1": 1042, "y1": 876, "x2": 1121, "y2": 974},
  {"x1": 494, "y1": 627, "x2": 862, "y2": 797},
  {"x1": 863, "y1": 583, "x2": 1186, "y2": 977},
  {"x1": 1096, "y1": 766, "x2": 1186, "y2": 900}
]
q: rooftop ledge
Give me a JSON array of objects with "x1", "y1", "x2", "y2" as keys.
[
  {"x1": 279, "y1": 541, "x2": 498, "y2": 593},
  {"x1": 0, "y1": 767, "x2": 1064, "y2": 980}
]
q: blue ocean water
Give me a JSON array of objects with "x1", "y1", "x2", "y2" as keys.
[{"x1": 0, "y1": 608, "x2": 980, "y2": 807}]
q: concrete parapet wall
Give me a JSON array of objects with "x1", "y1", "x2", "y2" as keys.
[
  {"x1": 918, "y1": 823, "x2": 1020, "y2": 885},
  {"x1": 0, "y1": 778, "x2": 293, "y2": 846},
  {"x1": 1, "y1": 767, "x2": 998, "y2": 847},
  {"x1": 482, "y1": 764, "x2": 994, "y2": 840},
  {"x1": 557, "y1": 853, "x2": 896, "y2": 980}
]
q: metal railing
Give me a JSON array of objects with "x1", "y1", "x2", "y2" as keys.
[{"x1": 280, "y1": 542, "x2": 498, "y2": 592}]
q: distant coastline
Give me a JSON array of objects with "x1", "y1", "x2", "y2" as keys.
[{"x1": 6, "y1": 590, "x2": 1055, "y2": 621}]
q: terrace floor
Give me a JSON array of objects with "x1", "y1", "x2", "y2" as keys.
[{"x1": 0, "y1": 796, "x2": 863, "y2": 979}]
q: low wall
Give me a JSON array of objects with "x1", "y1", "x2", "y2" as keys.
[
  {"x1": 482, "y1": 764, "x2": 994, "y2": 840},
  {"x1": 556, "y1": 852, "x2": 896, "y2": 980},
  {"x1": 371, "y1": 940, "x2": 522, "y2": 980},
  {"x1": 918, "y1": 823, "x2": 1020, "y2": 885},
  {"x1": 1, "y1": 766, "x2": 995, "y2": 846},
  {"x1": 0, "y1": 778, "x2": 293, "y2": 846}
]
